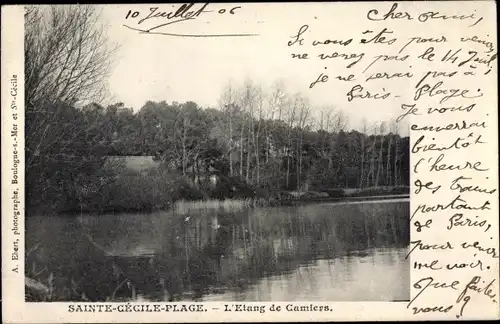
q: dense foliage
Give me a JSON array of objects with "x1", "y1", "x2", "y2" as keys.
[{"x1": 26, "y1": 96, "x2": 409, "y2": 214}]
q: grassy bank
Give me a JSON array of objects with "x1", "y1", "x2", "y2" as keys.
[
  {"x1": 273, "y1": 186, "x2": 410, "y2": 205},
  {"x1": 343, "y1": 186, "x2": 410, "y2": 197}
]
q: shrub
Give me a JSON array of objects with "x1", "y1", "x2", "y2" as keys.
[
  {"x1": 74, "y1": 164, "x2": 207, "y2": 213},
  {"x1": 322, "y1": 186, "x2": 410, "y2": 200},
  {"x1": 348, "y1": 186, "x2": 410, "y2": 197},
  {"x1": 208, "y1": 175, "x2": 256, "y2": 200},
  {"x1": 325, "y1": 189, "x2": 346, "y2": 198}
]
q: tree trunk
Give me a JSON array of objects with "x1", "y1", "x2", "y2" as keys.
[
  {"x1": 246, "y1": 113, "x2": 252, "y2": 183},
  {"x1": 255, "y1": 120, "x2": 261, "y2": 185},
  {"x1": 394, "y1": 136, "x2": 399, "y2": 186},
  {"x1": 240, "y1": 125, "x2": 244, "y2": 178},
  {"x1": 286, "y1": 154, "x2": 291, "y2": 189},
  {"x1": 386, "y1": 136, "x2": 393, "y2": 186},
  {"x1": 229, "y1": 104, "x2": 233, "y2": 177},
  {"x1": 369, "y1": 138, "x2": 376, "y2": 187},
  {"x1": 265, "y1": 135, "x2": 269, "y2": 164},
  {"x1": 375, "y1": 135, "x2": 384, "y2": 188},
  {"x1": 296, "y1": 134, "x2": 301, "y2": 191},
  {"x1": 359, "y1": 135, "x2": 365, "y2": 188},
  {"x1": 285, "y1": 102, "x2": 296, "y2": 189},
  {"x1": 182, "y1": 118, "x2": 187, "y2": 176}
]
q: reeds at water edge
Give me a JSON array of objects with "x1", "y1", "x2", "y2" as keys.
[{"x1": 173, "y1": 199, "x2": 255, "y2": 215}]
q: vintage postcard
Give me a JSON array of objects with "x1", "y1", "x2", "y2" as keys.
[{"x1": 1, "y1": 1, "x2": 499, "y2": 322}]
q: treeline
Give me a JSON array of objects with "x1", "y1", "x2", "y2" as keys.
[
  {"x1": 26, "y1": 82, "x2": 409, "y2": 214},
  {"x1": 97, "y1": 82, "x2": 410, "y2": 192}
]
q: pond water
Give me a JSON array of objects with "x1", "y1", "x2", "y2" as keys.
[{"x1": 26, "y1": 199, "x2": 410, "y2": 302}]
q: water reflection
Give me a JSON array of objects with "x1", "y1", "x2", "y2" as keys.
[
  {"x1": 26, "y1": 200, "x2": 410, "y2": 302},
  {"x1": 203, "y1": 248, "x2": 409, "y2": 301}
]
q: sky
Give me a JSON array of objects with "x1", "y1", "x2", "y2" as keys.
[{"x1": 98, "y1": 2, "x2": 495, "y2": 135}]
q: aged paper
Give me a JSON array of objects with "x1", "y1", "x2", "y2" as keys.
[{"x1": 1, "y1": 1, "x2": 499, "y2": 322}]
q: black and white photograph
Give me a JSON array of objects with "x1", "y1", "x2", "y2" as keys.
[{"x1": 23, "y1": 3, "x2": 413, "y2": 303}]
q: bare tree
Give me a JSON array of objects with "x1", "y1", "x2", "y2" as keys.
[
  {"x1": 317, "y1": 106, "x2": 333, "y2": 160},
  {"x1": 271, "y1": 79, "x2": 286, "y2": 122},
  {"x1": 358, "y1": 119, "x2": 368, "y2": 188},
  {"x1": 285, "y1": 94, "x2": 299, "y2": 188},
  {"x1": 254, "y1": 86, "x2": 266, "y2": 185},
  {"x1": 296, "y1": 96, "x2": 310, "y2": 191},
  {"x1": 218, "y1": 83, "x2": 236, "y2": 176},
  {"x1": 332, "y1": 110, "x2": 349, "y2": 133},
  {"x1": 328, "y1": 110, "x2": 349, "y2": 181},
  {"x1": 266, "y1": 82, "x2": 286, "y2": 163},
  {"x1": 391, "y1": 120, "x2": 401, "y2": 186},
  {"x1": 243, "y1": 81, "x2": 256, "y2": 183},
  {"x1": 25, "y1": 5, "x2": 117, "y2": 168},
  {"x1": 367, "y1": 122, "x2": 378, "y2": 188},
  {"x1": 25, "y1": 5, "x2": 116, "y2": 107},
  {"x1": 385, "y1": 119, "x2": 396, "y2": 186},
  {"x1": 375, "y1": 122, "x2": 386, "y2": 187}
]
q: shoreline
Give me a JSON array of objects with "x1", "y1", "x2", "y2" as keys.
[
  {"x1": 29, "y1": 191, "x2": 410, "y2": 217},
  {"x1": 278, "y1": 193, "x2": 410, "y2": 206}
]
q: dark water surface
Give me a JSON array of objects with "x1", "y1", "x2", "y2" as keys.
[{"x1": 26, "y1": 199, "x2": 410, "y2": 302}]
